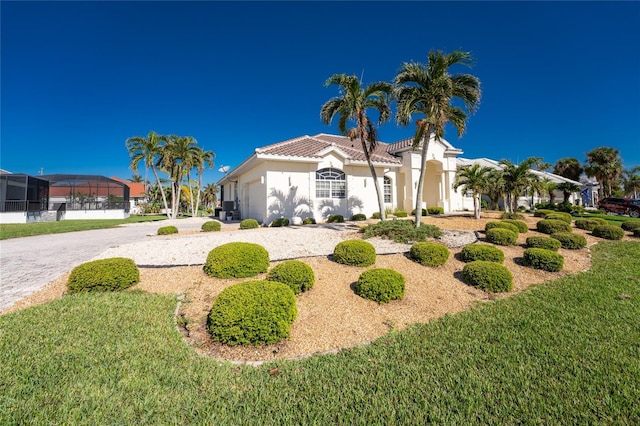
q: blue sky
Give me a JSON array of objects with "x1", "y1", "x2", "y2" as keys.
[{"x1": 1, "y1": 1, "x2": 639, "y2": 186}]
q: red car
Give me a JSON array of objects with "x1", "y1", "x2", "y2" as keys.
[{"x1": 598, "y1": 197, "x2": 640, "y2": 218}]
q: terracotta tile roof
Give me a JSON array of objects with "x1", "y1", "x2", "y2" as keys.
[
  {"x1": 256, "y1": 134, "x2": 402, "y2": 164},
  {"x1": 110, "y1": 177, "x2": 147, "y2": 198},
  {"x1": 386, "y1": 135, "x2": 459, "y2": 154}
]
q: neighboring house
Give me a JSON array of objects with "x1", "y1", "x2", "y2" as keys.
[{"x1": 110, "y1": 177, "x2": 148, "y2": 214}]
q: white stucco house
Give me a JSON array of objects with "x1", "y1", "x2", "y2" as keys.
[{"x1": 216, "y1": 133, "x2": 585, "y2": 224}]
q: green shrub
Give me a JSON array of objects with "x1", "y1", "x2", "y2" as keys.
[
  {"x1": 270, "y1": 218, "x2": 290, "y2": 227},
  {"x1": 501, "y1": 219, "x2": 528, "y2": 233},
  {"x1": 359, "y1": 219, "x2": 442, "y2": 243},
  {"x1": 201, "y1": 220, "x2": 222, "y2": 232},
  {"x1": 267, "y1": 260, "x2": 315, "y2": 294},
  {"x1": 240, "y1": 219, "x2": 260, "y2": 229},
  {"x1": 302, "y1": 217, "x2": 316, "y2": 225},
  {"x1": 67, "y1": 257, "x2": 139, "y2": 294},
  {"x1": 333, "y1": 239, "x2": 376, "y2": 266},
  {"x1": 462, "y1": 261, "x2": 513, "y2": 293},
  {"x1": 393, "y1": 210, "x2": 408, "y2": 218},
  {"x1": 634, "y1": 229, "x2": 640, "y2": 238},
  {"x1": 551, "y1": 232, "x2": 587, "y2": 249},
  {"x1": 523, "y1": 248, "x2": 564, "y2": 272},
  {"x1": 157, "y1": 225, "x2": 178, "y2": 235},
  {"x1": 485, "y1": 221, "x2": 520, "y2": 235},
  {"x1": 408, "y1": 242, "x2": 449, "y2": 267},
  {"x1": 203, "y1": 242, "x2": 269, "y2": 278},
  {"x1": 575, "y1": 218, "x2": 607, "y2": 231},
  {"x1": 460, "y1": 244, "x2": 504, "y2": 263},
  {"x1": 411, "y1": 208, "x2": 427, "y2": 216},
  {"x1": 327, "y1": 214, "x2": 345, "y2": 223},
  {"x1": 545, "y1": 212, "x2": 572, "y2": 224},
  {"x1": 501, "y1": 212, "x2": 525, "y2": 220},
  {"x1": 371, "y1": 212, "x2": 381, "y2": 219},
  {"x1": 350, "y1": 213, "x2": 367, "y2": 221},
  {"x1": 485, "y1": 228, "x2": 517, "y2": 246},
  {"x1": 526, "y1": 236, "x2": 561, "y2": 251},
  {"x1": 207, "y1": 280, "x2": 296, "y2": 346},
  {"x1": 592, "y1": 225, "x2": 625, "y2": 240},
  {"x1": 354, "y1": 268, "x2": 405, "y2": 303},
  {"x1": 534, "y1": 209, "x2": 555, "y2": 218},
  {"x1": 621, "y1": 221, "x2": 640, "y2": 231},
  {"x1": 536, "y1": 219, "x2": 572, "y2": 234},
  {"x1": 427, "y1": 206, "x2": 444, "y2": 215}
]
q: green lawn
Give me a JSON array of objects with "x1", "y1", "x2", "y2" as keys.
[
  {"x1": 0, "y1": 215, "x2": 167, "y2": 240},
  {"x1": 575, "y1": 212, "x2": 640, "y2": 226},
  {"x1": 1, "y1": 242, "x2": 639, "y2": 424}
]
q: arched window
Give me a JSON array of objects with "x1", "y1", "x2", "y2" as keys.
[
  {"x1": 315, "y1": 168, "x2": 345, "y2": 199},
  {"x1": 383, "y1": 176, "x2": 392, "y2": 203}
]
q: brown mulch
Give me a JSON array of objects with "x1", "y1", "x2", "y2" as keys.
[{"x1": 6, "y1": 212, "x2": 631, "y2": 364}]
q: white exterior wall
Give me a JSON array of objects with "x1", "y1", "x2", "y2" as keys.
[
  {"x1": 0, "y1": 212, "x2": 31, "y2": 224},
  {"x1": 64, "y1": 210, "x2": 129, "y2": 220}
]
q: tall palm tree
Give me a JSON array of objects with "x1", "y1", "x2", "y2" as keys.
[
  {"x1": 499, "y1": 157, "x2": 540, "y2": 213},
  {"x1": 321, "y1": 74, "x2": 392, "y2": 220},
  {"x1": 584, "y1": 147, "x2": 623, "y2": 199},
  {"x1": 194, "y1": 149, "x2": 215, "y2": 216},
  {"x1": 621, "y1": 166, "x2": 640, "y2": 198},
  {"x1": 126, "y1": 131, "x2": 171, "y2": 217},
  {"x1": 394, "y1": 50, "x2": 481, "y2": 226},
  {"x1": 553, "y1": 158, "x2": 583, "y2": 182},
  {"x1": 128, "y1": 174, "x2": 143, "y2": 183},
  {"x1": 556, "y1": 181, "x2": 581, "y2": 204},
  {"x1": 539, "y1": 178, "x2": 558, "y2": 204},
  {"x1": 452, "y1": 164, "x2": 491, "y2": 219},
  {"x1": 484, "y1": 169, "x2": 504, "y2": 210},
  {"x1": 158, "y1": 135, "x2": 200, "y2": 218},
  {"x1": 202, "y1": 183, "x2": 218, "y2": 210}
]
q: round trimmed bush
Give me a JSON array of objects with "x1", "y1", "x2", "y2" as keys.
[
  {"x1": 204, "y1": 242, "x2": 269, "y2": 278},
  {"x1": 460, "y1": 244, "x2": 504, "y2": 263},
  {"x1": 302, "y1": 217, "x2": 316, "y2": 225},
  {"x1": 354, "y1": 268, "x2": 405, "y2": 303},
  {"x1": 350, "y1": 213, "x2": 367, "y2": 221},
  {"x1": 462, "y1": 261, "x2": 513, "y2": 293},
  {"x1": 545, "y1": 212, "x2": 572, "y2": 224},
  {"x1": 240, "y1": 219, "x2": 260, "y2": 229},
  {"x1": 393, "y1": 210, "x2": 408, "y2": 218},
  {"x1": 526, "y1": 236, "x2": 561, "y2": 251},
  {"x1": 501, "y1": 219, "x2": 528, "y2": 233},
  {"x1": 67, "y1": 257, "x2": 139, "y2": 294},
  {"x1": 485, "y1": 227, "x2": 518, "y2": 246},
  {"x1": 267, "y1": 260, "x2": 315, "y2": 294},
  {"x1": 371, "y1": 212, "x2": 382, "y2": 219},
  {"x1": 621, "y1": 221, "x2": 640, "y2": 232},
  {"x1": 534, "y1": 209, "x2": 555, "y2": 218},
  {"x1": 327, "y1": 214, "x2": 345, "y2": 223},
  {"x1": 634, "y1": 229, "x2": 640, "y2": 238},
  {"x1": 207, "y1": 280, "x2": 297, "y2": 346},
  {"x1": 551, "y1": 232, "x2": 587, "y2": 249},
  {"x1": 333, "y1": 239, "x2": 376, "y2": 266},
  {"x1": 427, "y1": 206, "x2": 444, "y2": 215},
  {"x1": 411, "y1": 208, "x2": 427, "y2": 216},
  {"x1": 408, "y1": 242, "x2": 450, "y2": 267},
  {"x1": 536, "y1": 219, "x2": 572, "y2": 234},
  {"x1": 157, "y1": 225, "x2": 178, "y2": 235},
  {"x1": 575, "y1": 218, "x2": 607, "y2": 231},
  {"x1": 523, "y1": 248, "x2": 564, "y2": 272},
  {"x1": 501, "y1": 212, "x2": 525, "y2": 220},
  {"x1": 485, "y1": 221, "x2": 520, "y2": 235},
  {"x1": 201, "y1": 220, "x2": 222, "y2": 232},
  {"x1": 592, "y1": 225, "x2": 625, "y2": 240},
  {"x1": 271, "y1": 218, "x2": 290, "y2": 227}
]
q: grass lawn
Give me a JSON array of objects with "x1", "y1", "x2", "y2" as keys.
[
  {"x1": 1, "y1": 241, "x2": 639, "y2": 424},
  {"x1": 0, "y1": 215, "x2": 168, "y2": 240}
]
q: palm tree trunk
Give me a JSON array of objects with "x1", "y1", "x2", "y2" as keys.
[
  {"x1": 473, "y1": 193, "x2": 480, "y2": 219},
  {"x1": 195, "y1": 173, "x2": 203, "y2": 218},
  {"x1": 414, "y1": 134, "x2": 430, "y2": 227},
  {"x1": 187, "y1": 172, "x2": 195, "y2": 217},
  {"x1": 151, "y1": 166, "x2": 171, "y2": 218}
]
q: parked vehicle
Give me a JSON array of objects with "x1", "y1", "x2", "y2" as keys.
[{"x1": 598, "y1": 197, "x2": 640, "y2": 218}]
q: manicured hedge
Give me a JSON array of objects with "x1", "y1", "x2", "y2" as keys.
[
  {"x1": 270, "y1": 218, "x2": 290, "y2": 227},
  {"x1": 592, "y1": 225, "x2": 625, "y2": 240},
  {"x1": 267, "y1": 260, "x2": 315, "y2": 294},
  {"x1": 634, "y1": 229, "x2": 640, "y2": 238},
  {"x1": 621, "y1": 221, "x2": 640, "y2": 232},
  {"x1": 460, "y1": 244, "x2": 504, "y2": 263},
  {"x1": 462, "y1": 261, "x2": 513, "y2": 293},
  {"x1": 500, "y1": 219, "x2": 528, "y2": 233},
  {"x1": 485, "y1": 228, "x2": 517, "y2": 246},
  {"x1": 536, "y1": 219, "x2": 572, "y2": 234},
  {"x1": 534, "y1": 209, "x2": 555, "y2": 218},
  {"x1": 393, "y1": 210, "x2": 408, "y2": 218},
  {"x1": 203, "y1": 242, "x2": 269, "y2": 278},
  {"x1": 240, "y1": 219, "x2": 260, "y2": 229},
  {"x1": 207, "y1": 280, "x2": 297, "y2": 346},
  {"x1": 427, "y1": 206, "x2": 444, "y2": 215},
  {"x1": 201, "y1": 220, "x2": 222, "y2": 232},
  {"x1": 485, "y1": 221, "x2": 520, "y2": 235},
  {"x1": 523, "y1": 248, "x2": 564, "y2": 272},
  {"x1": 333, "y1": 239, "x2": 376, "y2": 266},
  {"x1": 575, "y1": 218, "x2": 607, "y2": 231},
  {"x1": 526, "y1": 236, "x2": 561, "y2": 251},
  {"x1": 67, "y1": 257, "x2": 139, "y2": 294},
  {"x1": 157, "y1": 225, "x2": 178, "y2": 235},
  {"x1": 327, "y1": 214, "x2": 345, "y2": 223},
  {"x1": 411, "y1": 208, "x2": 427, "y2": 216},
  {"x1": 350, "y1": 214, "x2": 367, "y2": 221},
  {"x1": 408, "y1": 242, "x2": 450, "y2": 267},
  {"x1": 545, "y1": 212, "x2": 572, "y2": 224},
  {"x1": 302, "y1": 217, "x2": 316, "y2": 225},
  {"x1": 501, "y1": 212, "x2": 525, "y2": 220},
  {"x1": 551, "y1": 232, "x2": 587, "y2": 249},
  {"x1": 354, "y1": 268, "x2": 405, "y2": 303},
  {"x1": 371, "y1": 212, "x2": 382, "y2": 219}
]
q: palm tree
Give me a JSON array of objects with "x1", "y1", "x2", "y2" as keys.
[
  {"x1": 394, "y1": 50, "x2": 481, "y2": 226},
  {"x1": 539, "y1": 178, "x2": 558, "y2": 204},
  {"x1": 202, "y1": 183, "x2": 218, "y2": 210},
  {"x1": 194, "y1": 149, "x2": 215, "y2": 217},
  {"x1": 128, "y1": 174, "x2": 143, "y2": 183},
  {"x1": 321, "y1": 74, "x2": 392, "y2": 220},
  {"x1": 499, "y1": 157, "x2": 540, "y2": 213},
  {"x1": 158, "y1": 135, "x2": 200, "y2": 218},
  {"x1": 556, "y1": 181, "x2": 581, "y2": 204},
  {"x1": 621, "y1": 166, "x2": 640, "y2": 198},
  {"x1": 452, "y1": 164, "x2": 491, "y2": 219},
  {"x1": 584, "y1": 147, "x2": 623, "y2": 198},
  {"x1": 483, "y1": 169, "x2": 504, "y2": 210},
  {"x1": 553, "y1": 158, "x2": 583, "y2": 182},
  {"x1": 126, "y1": 131, "x2": 171, "y2": 217}
]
